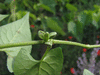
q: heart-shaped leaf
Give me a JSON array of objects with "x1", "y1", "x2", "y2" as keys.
[
  {"x1": 0, "y1": 12, "x2": 32, "y2": 72},
  {"x1": 14, "y1": 47, "x2": 63, "y2": 75}
]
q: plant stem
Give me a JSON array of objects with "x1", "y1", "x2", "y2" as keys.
[
  {"x1": 52, "y1": 39, "x2": 100, "y2": 49},
  {"x1": 1, "y1": 39, "x2": 100, "y2": 50},
  {"x1": 38, "y1": 45, "x2": 52, "y2": 74},
  {"x1": 0, "y1": 40, "x2": 44, "y2": 49},
  {"x1": 40, "y1": 45, "x2": 52, "y2": 61}
]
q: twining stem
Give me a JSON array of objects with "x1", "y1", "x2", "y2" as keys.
[
  {"x1": 52, "y1": 39, "x2": 98, "y2": 49},
  {"x1": 0, "y1": 40, "x2": 44, "y2": 49},
  {"x1": 0, "y1": 39, "x2": 100, "y2": 50}
]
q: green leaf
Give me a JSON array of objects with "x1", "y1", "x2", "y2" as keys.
[
  {"x1": 41, "y1": 18, "x2": 47, "y2": 31},
  {"x1": 92, "y1": 13, "x2": 99, "y2": 29},
  {"x1": 40, "y1": 4, "x2": 54, "y2": 13},
  {"x1": 14, "y1": 47, "x2": 63, "y2": 75},
  {"x1": 93, "y1": 13, "x2": 100, "y2": 22},
  {"x1": 23, "y1": 0, "x2": 33, "y2": 11},
  {"x1": 38, "y1": 30, "x2": 46, "y2": 39},
  {"x1": 16, "y1": 11, "x2": 27, "y2": 19},
  {"x1": 83, "y1": 69, "x2": 94, "y2": 75},
  {"x1": 94, "y1": 5, "x2": 100, "y2": 12},
  {"x1": 83, "y1": 10, "x2": 93, "y2": 25},
  {"x1": 66, "y1": 3, "x2": 77, "y2": 12},
  {"x1": 16, "y1": 11, "x2": 36, "y2": 20},
  {"x1": 0, "y1": 12, "x2": 32, "y2": 72},
  {"x1": 68, "y1": 21, "x2": 77, "y2": 36},
  {"x1": 46, "y1": 17, "x2": 66, "y2": 36},
  {"x1": 29, "y1": 13, "x2": 37, "y2": 20},
  {"x1": 39, "y1": 0, "x2": 56, "y2": 14},
  {"x1": 78, "y1": 12, "x2": 87, "y2": 26},
  {"x1": 0, "y1": 14, "x2": 9, "y2": 21},
  {"x1": 68, "y1": 21, "x2": 83, "y2": 42},
  {"x1": 92, "y1": 19, "x2": 98, "y2": 29},
  {"x1": 7, "y1": 56, "x2": 14, "y2": 72},
  {"x1": 14, "y1": 48, "x2": 40, "y2": 75},
  {"x1": 49, "y1": 32, "x2": 57, "y2": 39},
  {"x1": 76, "y1": 21, "x2": 84, "y2": 42},
  {"x1": 33, "y1": 3, "x2": 39, "y2": 11}
]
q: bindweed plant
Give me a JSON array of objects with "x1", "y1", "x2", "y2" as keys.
[{"x1": 0, "y1": 13, "x2": 100, "y2": 75}]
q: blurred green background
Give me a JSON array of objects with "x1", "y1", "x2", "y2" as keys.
[{"x1": 0, "y1": 0, "x2": 100, "y2": 75}]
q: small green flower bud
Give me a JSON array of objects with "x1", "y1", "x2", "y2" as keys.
[{"x1": 38, "y1": 30, "x2": 45, "y2": 39}]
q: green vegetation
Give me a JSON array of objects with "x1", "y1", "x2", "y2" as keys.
[{"x1": 0, "y1": 0, "x2": 100, "y2": 75}]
